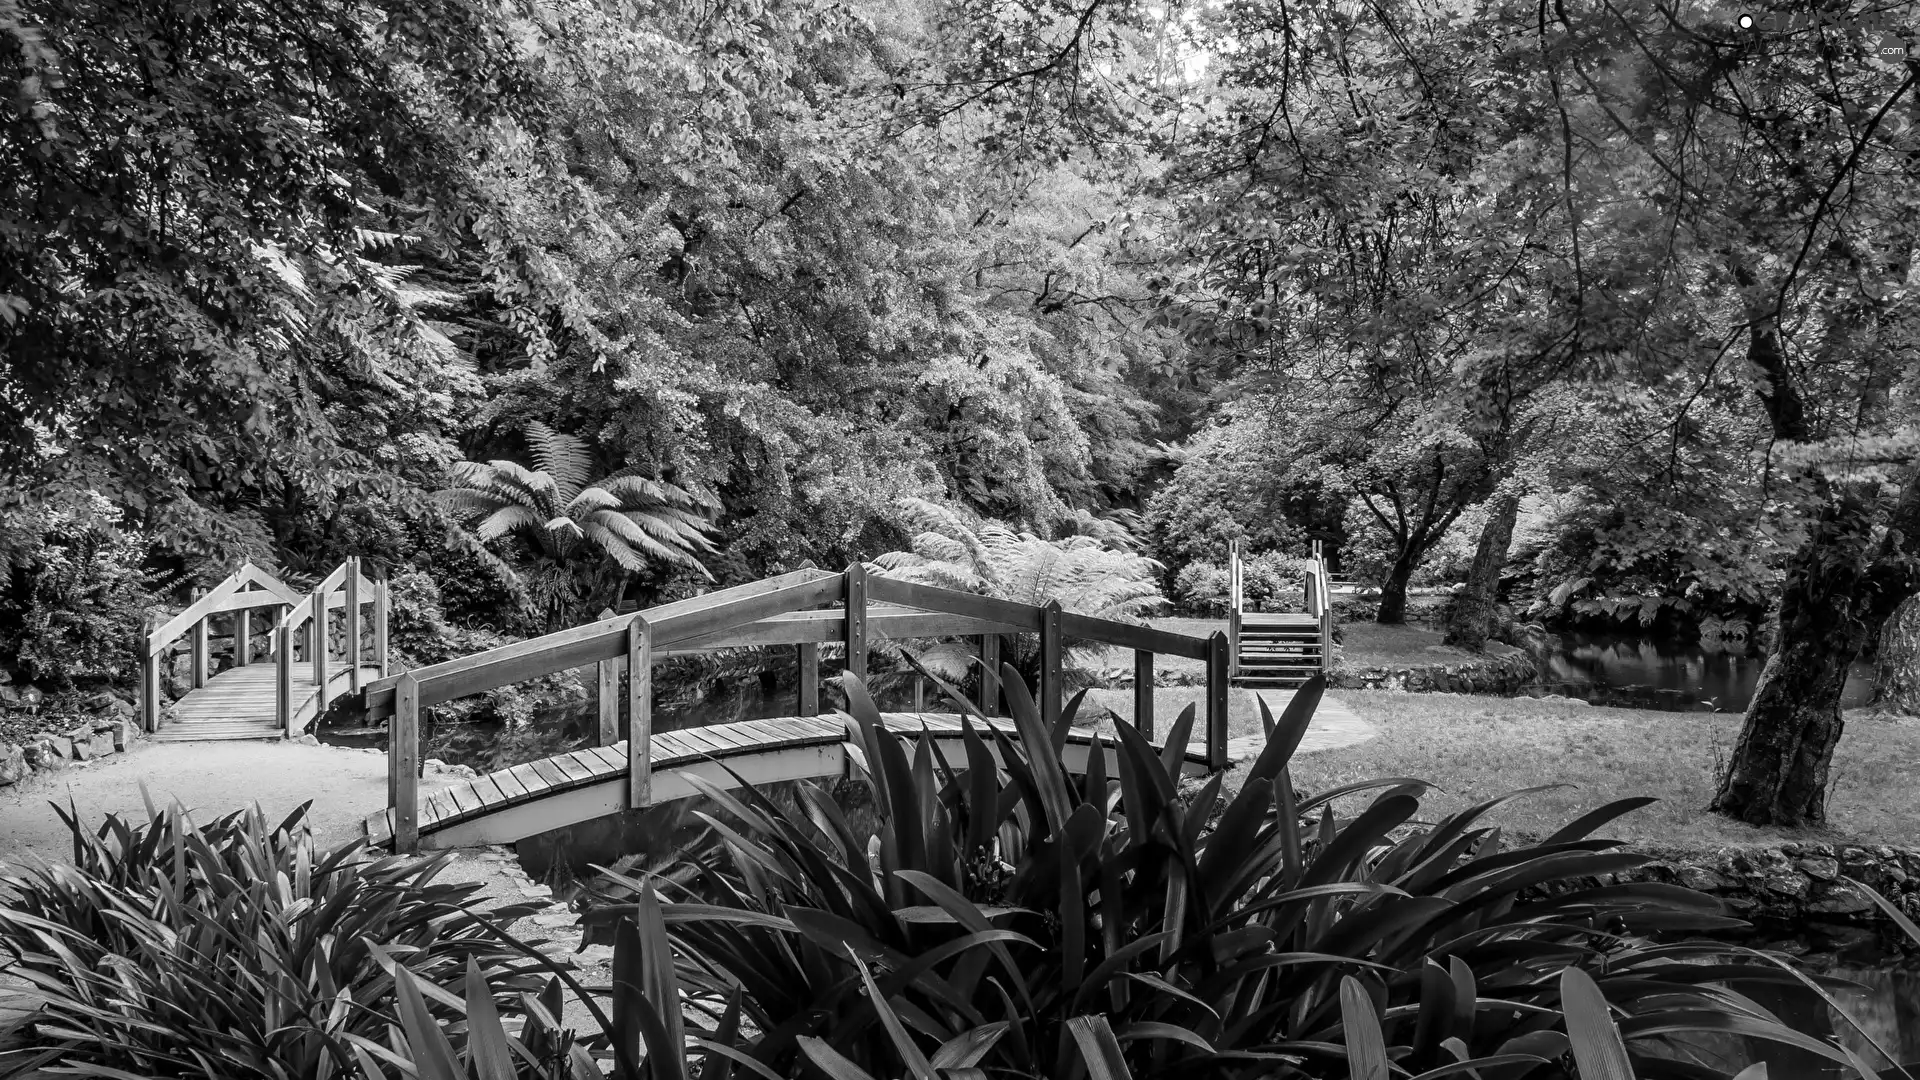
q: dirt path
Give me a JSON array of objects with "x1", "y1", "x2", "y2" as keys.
[{"x1": 0, "y1": 739, "x2": 462, "y2": 869}]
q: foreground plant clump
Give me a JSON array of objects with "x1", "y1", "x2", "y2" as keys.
[
  {"x1": 2, "y1": 674, "x2": 1908, "y2": 1078},
  {"x1": 571, "y1": 670, "x2": 1868, "y2": 1079},
  {"x1": 0, "y1": 796, "x2": 548, "y2": 1078}
]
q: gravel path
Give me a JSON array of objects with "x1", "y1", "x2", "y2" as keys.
[{"x1": 0, "y1": 739, "x2": 462, "y2": 870}]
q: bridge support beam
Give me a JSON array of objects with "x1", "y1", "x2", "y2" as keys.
[
  {"x1": 797, "y1": 642, "x2": 819, "y2": 716},
  {"x1": 843, "y1": 563, "x2": 867, "y2": 687},
  {"x1": 1134, "y1": 649, "x2": 1154, "y2": 740},
  {"x1": 390, "y1": 672, "x2": 420, "y2": 855},
  {"x1": 190, "y1": 588, "x2": 209, "y2": 689},
  {"x1": 977, "y1": 634, "x2": 1000, "y2": 716},
  {"x1": 373, "y1": 569, "x2": 390, "y2": 677},
  {"x1": 310, "y1": 586, "x2": 328, "y2": 701},
  {"x1": 629, "y1": 617, "x2": 652, "y2": 808},
  {"x1": 1039, "y1": 600, "x2": 1063, "y2": 730},
  {"x1": 235, "y1": 607, "x2": 251, "y2": 667},
  {"x1": 139, "y1": 614, "x2": 161, "y2": 733},
  {"x1": 597, "y1": 608, "x2": 619, "y2": 746},
  {"x1": 345, "y1": 556, "x2": 362, "y2": 694},
  {"x1": 1207, "y1": 631, "x2": 1230, "y2": 771}
]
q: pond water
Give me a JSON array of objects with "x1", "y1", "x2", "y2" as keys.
[{"x1": 1523, "y1": 632, "x2": 1877, "y2": 713}]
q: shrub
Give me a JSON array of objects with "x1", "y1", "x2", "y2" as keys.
[
  {"x1": 1174, "y1": 553, "x2": 1311, "y2": 614},
  {"x1": 0, "y1": 797, "x2": 547, "y2": 1079},
  {"x1": 574, "y1": 670, "x2": 1846, "y2": 1079},
  {"x1": 0, "y1": 492, "x2": 161, "y2": 688}
]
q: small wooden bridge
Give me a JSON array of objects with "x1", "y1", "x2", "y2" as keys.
[
  {"x1": 354, "y1": 567, "x2": 1235, "y2": 853},
  {"x1": 137, "y1": 558, "x2": 389, "y2": 741}
]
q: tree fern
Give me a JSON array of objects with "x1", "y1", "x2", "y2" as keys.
[
  {"x1": 869, "y1": 498, "x2": 1168, "y2": 685},
  {"x1": 436, "y1": 425, "x2": 720, "y2": 629}
]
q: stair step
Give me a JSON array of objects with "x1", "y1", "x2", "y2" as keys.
[{"x1": 1233, "y1": 676, "x2": 1316, "y2": 687}]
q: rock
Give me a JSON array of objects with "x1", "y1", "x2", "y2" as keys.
[
  {"x1": 1677, "y1": 866, "x2": 1731, "y2": 891},
  {"x1": 21, "y1": 736, "x2": 64, "y2": 770},
  {"x1": 0, "y1": 743, "x2": 25, "y2": 786},
  {"x1": 84, "y1": 692, "x2": 134, "y2": 718},
  {"x1": 296, "y1": 734, "x2": 319, "y2": 746},
  {"x1": 1808, "y1": 885, "x2": 1874, "y2": 915},
  {"x1": 1797, "y1": 856, "x2": 1840, "y2": 881},
  {"x1": 101, "y1": 718, "x2": 135, "y2": 752},
  {"x1": 1760, "y1": 868, "x2": 1810, "y2": 897},
  {"x1": 0, "y1": 684, "x2": 43, "y2": 709}
]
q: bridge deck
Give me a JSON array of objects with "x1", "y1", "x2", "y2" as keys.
[
  {"x1": 160, "y1": 662, "x2": 383, "y2": 742},
  {"x1": 364, "y1": 711, "x2": 1207, "y2": 851}
]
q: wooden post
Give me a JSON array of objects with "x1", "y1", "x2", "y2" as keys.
[
  {"x1": 310, "y1": 587, "x2": 329, "y2": 701},
  {"x1": 1134, "y1": 649, "x2": 1155, "y2": 739},
  {"x1": 843, "y1": 563, "x2": 867, "y2": 685},
  {"x1": 1039, "y1": 600, "x2": 1063, "y2": 731},
  {"x1": 629, "y1": 617, "x2": 653, "y2": 807},
  {"x1": 277, "y1": 623, "x2": 294, "y2": 736},
  {"x1": 913, "y1": 676, "x2": 925, "y2": 713},
  {"x1": 1228, "y1": 540, "x2": 1242, "y2": 679},
  {"x1": 345, "y1": 556, "x2": 362, "y2": 693},
  {"x1": 190, "y1": 588, "x2": 209, "y2": 688},
  {"x1": 373, "y1": 571, "x2": 390, "y2": 677},
  {"x1": 1207, "y1": 631, "x2": 1230, "y2": 771},
  {"x1": 235, "y1": 606, "x2": 251, "y2": 667},
  {"x1": 138, "y1": 614, "x2": 159, "y2": 733},
  {"x1": 390, "y1": 672, "x2": 420, "y2": 855},
  {"x1": 597, "y1": 608, "x2": 619, "y2": 746},
  {"x1": 797, "y1": 642, "x2": 819, "y2": 716},
  {"x1": 977, "y1": 634, "x2": 1001, "y2": 716}
]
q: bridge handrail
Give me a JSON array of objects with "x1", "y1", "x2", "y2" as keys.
[
  {"x1": 368, "y1": 564, "x2": 1228, "y2": 852},
  {"x1": 138, "y1": 562, "x2": 304, "y2": 732}
]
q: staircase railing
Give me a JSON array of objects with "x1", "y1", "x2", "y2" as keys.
[
  {"x1": 139, "y1": 562, "x2": 304, "y2": 733},
  {"x1": 268, "y1": 556, "x2": 389, "y2": 736},
  {"x1": 1225, "y1": 541, "x2": 1334, "y2": 681}
]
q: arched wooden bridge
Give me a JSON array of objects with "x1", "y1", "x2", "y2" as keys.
[
  {"x1": 138, "y1": 559, "x2": 389, "y2": 741},
  {"x1": 353, "y1": 567, "x2": 1236, "y2": 854}
]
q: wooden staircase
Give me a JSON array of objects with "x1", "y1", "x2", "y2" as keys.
[{"x1": 1228, "y1": 542, "x2": 1333, "y2": 689}]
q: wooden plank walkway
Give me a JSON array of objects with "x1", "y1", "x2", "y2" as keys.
[
  {"x1": 364, "y1": 712, "x2": 1211, "y2": 851},
  {"x1": 159, "y1": 662, "x2": 384, "y2": 742}
]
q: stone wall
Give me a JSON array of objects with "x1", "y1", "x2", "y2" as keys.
[
  {"x1": 0, "y1": 697, "x2": 141, "y2": 788},
  {"x1": 1530, "y1": 841, "x2": 1920, "y2": 923},
  {"x1": 1327, "y1": 650, "x2": 1538, "y2": 696}
]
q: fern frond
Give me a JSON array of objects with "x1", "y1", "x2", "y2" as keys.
[
  {"x1": 474, "y1": 504, "x2": 543, "y2": 543},
  {"x1": 525, "y1": 424, "x2": 594, "y2": 502}
]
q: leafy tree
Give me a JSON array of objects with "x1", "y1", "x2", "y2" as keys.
[
  {"x1": 436, "y1": 423, "x2": 719, "y2": 631},
  {"x1": 0, "y1": 0, "x2": 546, "y2": 561}
]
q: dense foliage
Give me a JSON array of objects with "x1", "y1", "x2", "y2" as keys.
[{"x1": 0, "y1": 799, "x2": 547, "y2": 1078}]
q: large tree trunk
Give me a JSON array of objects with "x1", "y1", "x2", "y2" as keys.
[
  {"x1": 1443, "y1": 490, "x2": 1521, "y2": 651},
  {"x1": 1711, "y1": 473, "x2": 1920, "y2": 826},
  {"x1": 1872, "y1": 593, "x2": 1920, "y2": 716},
  {"x1": 1375, "y1": 548, "x2": 1419, "y2": 625}
]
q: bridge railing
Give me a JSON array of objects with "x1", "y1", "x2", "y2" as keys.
[
  {"x1": 267, "y1": 556, "x2": 388, "y2": 736},
  {"x1": 1225, "y1": 541, "x2": 1334, "y2": 678},
  {"x1": 139, "y1": 561, "x2": 303, "y2": 732},
  {"x1": 360, "y1": 565, "x2": 1226, "y2": 853}
]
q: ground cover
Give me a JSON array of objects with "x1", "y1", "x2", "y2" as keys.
[{"x1": 1288, "y1": 690, "x2": 1920, "y2": 849}]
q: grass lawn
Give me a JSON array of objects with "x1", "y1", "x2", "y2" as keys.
[
  {"x1": 1075, "y1": 616, "x2": 1517, "y2": 680},
  {"x1": 1287, "y1": 691, "x2": 1920, "y2": 850}
]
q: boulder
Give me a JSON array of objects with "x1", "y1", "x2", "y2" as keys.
[
  {"x1": 0, "y1": 742, "x2": 26, "y2": 786},
  {"x1": 0, "y1": 684, "x2": 42, "y2": 709},
  {"x1": 103, "y1": 718, "x2": 135, "y2": 752},
  {"x1": 1796, "y1": 856, "x2": 1840, "y2": 881},
  {"x1": 85, "y1": 693, "x2": 135, "y2": 719},
  {"x1": 21, "y1": 735, "x2": 65, "y2": 771}
]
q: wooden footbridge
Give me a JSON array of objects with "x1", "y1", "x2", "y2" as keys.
[
  {"x1": 352, "y1": 567, "x2": 1237, "y2": 854},
  {"x1": 137, "y1": 558, "x2": 389, "y2": 741}
]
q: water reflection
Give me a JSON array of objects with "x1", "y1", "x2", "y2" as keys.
[
  {"x1": 1656, "y1": 927, "x2": 1920, "y2": 1075},
  {"x1": 1526, "y1": 632, "x2": 1875, "y2": 712}
]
